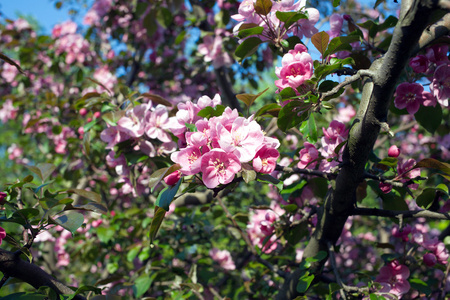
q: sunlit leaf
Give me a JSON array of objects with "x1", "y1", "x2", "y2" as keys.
[
  {"x1": 311, "y1": 31, "x2": 329, "y2": 56},
  {"x1": 236, "y1": 87, "x2": 269, "y2": 107}
]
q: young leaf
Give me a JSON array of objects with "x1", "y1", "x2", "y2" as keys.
[
  {"x1": 311, "y1": 31, "x2": 330, "y2": 56},
  {"x1": 307, "y1": 112, "x2": 317, "y2": 143},
  {"x1": 277, "y1": 101, "x2": 311, "y2": 132},
  {"x1": 254, "y1": 0, "x2": 272, "y2": 16},
  {"x1": 149, "y1": 206, "x2": 166, "y2": 244},
  {"x1": 140, "y1": 92, "x2": 172, "y2": 107},
  {"x1": 413, "y1": 158, "x2": 450, "y2": 174},
  {"x1": 236, "y1": 87, "x2": 269, "y2": 107},
  {"x1": 67, "y1": 189, "x2": 102, "y2": 203},
  {"x1": 238, "y1": 25, "x2": 264, "y2": 39}
]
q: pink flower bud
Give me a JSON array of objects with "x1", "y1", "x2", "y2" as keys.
[
  {"x1": 388, "y1": 145, "x2": 400, "y2": 158},
  {"x1": 164, "y1": 171, "x2": 181, "y2": 186},
  {"x1": 423, "y1": 253, "x2": 437, "y2": 266},
  {"x1": 79, "y1": 108, "x2": 87, "y2": 116},
  {"x1": 343, "y1": 14, "x2": 352, "y2": 21},
  {"x1": 0, "y1": 192, "x2": 7, "y2": 205},
  {"x1": 93, "y1": 111, "x2": 101, "y2": 119},
  {"x1": 379, "y1": 182, "x2": 393, "y2": 193}
]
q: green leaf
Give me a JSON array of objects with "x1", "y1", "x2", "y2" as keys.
[
  {"x1": 148, "y1": 164, "x2": 182, "y2": 192},
  {"x1": 323, "y1": 35, "x2": 360, "y2": 57},
  {"x1": 197, "y1": 105, "x2": 225, "y2": 119},
  {"x1": 127, "y1": 245, "x2": 142, "y2": 262},
  {"x1": 53, "y1": 212, "x2": 84, "y2": 234},
  {"x1": 332, "y1": 0, "x2": 340, "y2": 7},
  {"x1": 436, "y1": 183, "x2": 449, "y2": 194},
  {"x1": 133, "y1": 275, "x2": 154, "y2": 298},
  {"x1": 416, "y1": 188, "x2": 436, "y2": 209},
  {"x1": 275, "y1": 11, "x2": 308, "y2": 28},
  {"x1": 257, "y1": 174, "x2": 283, "y2": 191},
  {"x1": 235, "y1": 37, "x2": 263, "y2": 62},
  {"x1": 415, "y1": 104, "x2": 442, "y2": 133},
  {"x1": 96, "y1": 227, "x2": 115, "y2": 243},
  {"x1": 13, "y1": 208, "x2": 40, "y2": 221},
  {"x1": 102, "y1": 110, "x2": 126, "y2": 126},
  {"x1": 311, "y1": 31, "x2": 329, "y2": 56},
  {"x1": 67, "y1": 189, "x2": 102, "y2": 203},
  {"x1": 255, "y1": 103, "x2": 281, "y2": 118},
  {"x1": 378, "y1": 16, "x2": 398, "y2": 32},
  {"x1": 149, "y1": 206, "x2": 166, "y2": 244},
  {"x1": 378, "y1": 157, "x2": 398, "y2": 168},
  {"x1": 277, "y1": 101, "x2": 311, "y2": 132},
  {"x1": 238, "y1": 24, "x2": 264, "y2": 39},
  {"x1": 175, "y1": 30, "x2": 186, "y2": 45},
  {"x1": 409, "y1": 278, "x2": 432, "y2": 295},
  {"x1": 236, "y1": 87, "x2": 269, "y2": 107},
  {"x1": 83, "y1": 130, "x2": 91, "y2": 157},
  {"x1": 70, "y1": 202, "x2": 108, "y2": 215},
  {"x1": 155, "y1": 178, "x2": 182, "y2": 211},
  {"x1": 413, "y1": 158, "x2": 450, "y2": 175},
  {"x1": 242, "y1": 169, "x2": 257, "y2": 184},
  {"x1": 297, "y1": 272, "x2": 314, "y2": 293},
  {"x1": 254, "y1": 0, "x2": 272, "y2": 16},
  {"x1": 0, "y1": 292, "x2": 48, "y2": 300},
  {"x1": 23, "y1": 163, "x2": 56, "y2": 182},
  {"x1": 143, "y1": 10, "x2": 158, "y2": 37},
  {"x1": 307, "y1": 113, "x2": 317, "y2": 143},
  {"x1": 157, "y1": 7, "x2": 172, "y2": 28}
]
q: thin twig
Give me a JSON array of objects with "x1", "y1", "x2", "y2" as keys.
[
  {"x1": 319, "y1": 69, "x2": 375, "y2": 101},
  {"x1": 275, "y1": 165, "x2": 337, "y2": 180}
]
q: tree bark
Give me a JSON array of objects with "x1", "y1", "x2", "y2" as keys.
[{"x1": 277, "y1": 1, "x2": 446, "y2": 298}]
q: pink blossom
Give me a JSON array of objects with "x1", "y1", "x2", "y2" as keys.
[
  {"x1": 0, "y1": 99, "x2": 19, "y2": 123},
  {"x1": 145, "y1": 105, "x2": 172, "y2": 142},
  {"x1": 430, "y1": 63, "x2": 450, "y2": 106},
  {"x1": 0, "y1": 227, "x2": 5, "y2": 245},
  {"x1": 253, "y1": 145, "x2": 280, "y2": 174},
  {"x1": 375, "y1": 260, "x2": 410, "y2": 298},
  {"x1": 397, "y1": 158, "x2": 420, "y2": 190},
  {"x1": 394, "y1": 82, "x2": 424, "y2": 115},
  {"x1": 275, "y1": 44, "x2": 314, "y2": 90},
  {"x1": 336, "y1": 105, "x2": 356, "y2": 123},
  {"x1": 388, "y1": 145, "x2": 400, "y2": 158},
  {"x1": 409, "y1": 55, "x2": 429, "y2": 73},
  {"x1": 198, "y1": 32, "x2": 233, "y2": 68},
  {"x1": 1, "y1": 62, "x2": 19, "y2": 84},
  {"x1": 425, "y1": 44, "x2": 449, "y2": 65},
  {"x1": 209, "y1": 248, "x2": 236, "y2": 270},
  {"x1": 247, "y1": 203, "x2": 284, "y2": 253},
  {"x1": 423, "y1": 238, "x2": 449, "y2": 265},
  {"x1": 298, "y1": 142, "x2": 319, "y2": 169},
  {"x1": 216, "y1": 117, "x2": 265, "y2": 162},
  {"x1": 200, "y1": 149, "x2": 241, "y2": 189},
  {"x1": 327, "y1": 14, "x2": 344, "y2": 39},
  {"x1": 171, "y1": 146, "x2": 205, "y2": 176},
  {"x1": 391, "y1": 224, "x2": 412, "y2": 241},
  {"x1": 100, "y1": 126, "x2": 130, "y2": 149},
  {"x1": 320, "y1": 120, "x2": 348, "y2": 158}
]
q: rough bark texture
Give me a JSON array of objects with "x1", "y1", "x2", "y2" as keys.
[
  {"x1": 0, "y1": 249, "x2": 86, "y2": 300},
  {"x1": 277, "y1": 1, "x2": 446, "y2": 298}
]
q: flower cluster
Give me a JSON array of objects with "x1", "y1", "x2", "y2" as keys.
[
  {"x1": 246, "y1": 202, "x2": 284, "y2": 253},
  {"x1": 397, "y1": 44, "x2": 449, "y2": 113},
  {"x1": 375, "y1": 260, "x2": 410, "y2": 298},
  {"x1": 170, "y1": 95, "x2": 280, "y2": 189},
  {"x1": 275, "y1": 44, "x2": 314, "y2": 91},
  {"x1": 297, "y1": 120, "x2": 348, "y2": 172},
  {"x1": 209, "y1": 248, "x2": 236, "y2": 270},
  {"x1": 231, "y1": 0, "x2": 319, "y2": 41},
  {"x1": 52, "y1": 21, "x2": 95, "y2": 65}
]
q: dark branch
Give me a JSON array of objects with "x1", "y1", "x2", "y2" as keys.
[
  {"x1": 351, "y1": 207, "x2": 450, "y2": 220},
  {"x1": 0, "y1": 249, "x2": 86, "y2": 300}
]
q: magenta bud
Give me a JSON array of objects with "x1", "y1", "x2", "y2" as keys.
[{"x1": 388, "y1": 145, "x2": 400, "y2": 158}]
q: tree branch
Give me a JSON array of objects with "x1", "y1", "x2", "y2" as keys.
[
  {"x1": 275, "y1": 165, "x2": 337, "y2": 180},
  {"x1": 0, "y1": 249, "x2": 86, "y2": 300},
  {"x1": 351, "y1": 207, "x2": 450, "y2": 220},
  {"x1": 413, "y1": 12, "x2": 450, "y2": 54}
]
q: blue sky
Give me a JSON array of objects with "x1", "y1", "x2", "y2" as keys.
[{"x1": 0, "y1": 0, "x2": 88, "y2": 33}]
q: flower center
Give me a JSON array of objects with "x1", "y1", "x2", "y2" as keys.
[{"x1": 213, "y1": 158, "x2": 226, "y2": 174}]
